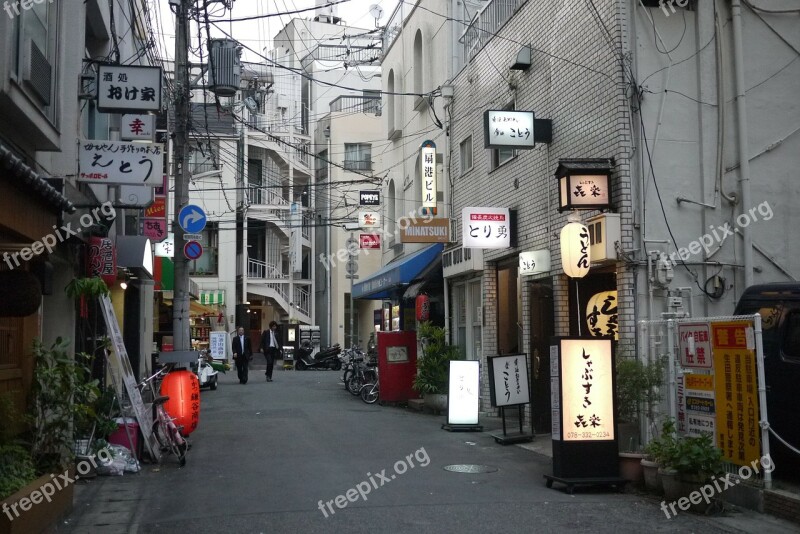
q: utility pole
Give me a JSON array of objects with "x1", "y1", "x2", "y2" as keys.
[{"x1": 172, "y1": 0, "x2": 191, "y2": 351}]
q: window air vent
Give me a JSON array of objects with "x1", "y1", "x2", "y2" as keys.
[{"x1": 24, "y1": 41, "x2": 52, "y2": 106}]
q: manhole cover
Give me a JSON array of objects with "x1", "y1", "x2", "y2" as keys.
[{"x1": 443, "y1": 464, "x2": 498, "y2": 474}]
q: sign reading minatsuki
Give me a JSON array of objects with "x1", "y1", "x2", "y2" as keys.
[
  {"x1": 78, "y1": 141, "x2": 163, "y2": 186},
  {"x1": 399, "y1": 218, "x2": 450, "y2": 243},
  {"x1": 97, "y1": 64, "x2": 162, "y2": 112},
  {"x1": 462, "y1": 207, "x2": 510, "y2": 248}
]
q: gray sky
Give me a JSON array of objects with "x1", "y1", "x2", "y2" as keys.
[{"x1": 155, "y1": 0, "x2": 398, "y2": 64}]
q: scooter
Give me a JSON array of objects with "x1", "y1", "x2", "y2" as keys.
[
  {"x1": 193, "y1": 350, "x2": 219, "y2": 390},
  {"x1": 295, "y1": 341, "x2": 342, "y2": 371}
]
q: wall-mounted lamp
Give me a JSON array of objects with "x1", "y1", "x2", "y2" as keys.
[
  {"x1": 555, "y1": 158, "x2": 613, "y2": 212},
  {"x1": 120, "y1": 281, "x2": 128, "y2": 290}
]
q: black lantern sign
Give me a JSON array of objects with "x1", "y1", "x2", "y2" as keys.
[{"x1": 555, "y1": 159, "x2": 612, "y2": 212}]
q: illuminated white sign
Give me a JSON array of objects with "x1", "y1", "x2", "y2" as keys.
[
  {"x1": 559, "y1": 174, "x2": 610, "y2": 209},
  {"x1": 489, "y1": 354, "x2": 530, "y2": 407},
  {"x1": 462, "y1": 207, "x2": 511, "y2": 249},
  {"x1": 121, "y1": 114, "x2": 155, "y2": 141},
  {"x1": 484, "y1": 110, "x2": 534, "y2": 149},
  {"x1": 358, "y1": 210, "x2": 380, "y2": 228},
  {"x1": 448, "y1": 360, "x2": 480, "y2": 425},
  {"x1": 585, "y1": 290, "x2": 619, "y2": 340},
  {"x1": 421, "y1": 140, "x2": 436, "y2": 209},
  {"x1": 154, "y1": 234, "x2": 174, "y2": 257},
  {"x1": 560, "y1": 339, "x2": 614, "y2": 442},
  {"x1": 519, "y1": 250, "x2": 550, "y2": 276}
]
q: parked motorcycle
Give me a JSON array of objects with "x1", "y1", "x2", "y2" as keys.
[
  {"x1": 193, "y1": 350, "x2": 219, "y2": 390},
  {"x1": 295, "y1": 341, "x2": 342, "y2": 370}
]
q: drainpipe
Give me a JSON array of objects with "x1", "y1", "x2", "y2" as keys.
[{"x1": 731, "y1": 0, "x2": 754, "y2": 288}]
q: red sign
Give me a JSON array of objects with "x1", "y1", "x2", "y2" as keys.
[
  {"x1": 360, "y1": 233, "x2": 381, "y2": 249},
  {"x1": 142, "y1": 218, "x2": 167, "y2": 242},
  {"x1": 87, "y1": 237, "x2": 116, "y2": 286},
  {"x1": 144, "y1": 196, "x2": 166, "y2": 218}
]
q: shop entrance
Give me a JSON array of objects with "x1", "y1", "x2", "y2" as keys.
[
  {"x1": 496, "y1": 263, "x2": 520, "y2": 354},
  {"x1": 528, "y1": 281, "x2": 554, "y2": 435}
]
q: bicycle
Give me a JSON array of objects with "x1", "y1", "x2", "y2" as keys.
[
  {"x1": 360, "y1": 366, "x2": 379, "y2": 404},
  {"x1": 137, "y1": 364, "x2": 189, "y2": 467},
  {"x1": 347, "y1": 355, "x2": 377, "y2": 396}
]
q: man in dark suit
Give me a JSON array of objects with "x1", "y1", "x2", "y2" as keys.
[
  {"x1": 232, "y1": 326, "x2": 252, "y2": 384},
  {"x1": 260, "y1": 321, "x2": 282, "y2": 382}
]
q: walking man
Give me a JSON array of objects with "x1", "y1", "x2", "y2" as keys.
[
  {"x1": 260, "y1": 321, "x2": 282, "y2": 382},
  {"x1": 232, "y1": 326, "x2": 252, "y2": 384}
]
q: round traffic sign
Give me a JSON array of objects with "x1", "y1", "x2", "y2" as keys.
[
  {"x1": 345, "y1": 260, "x2": 358, "y2": 275},
  {"x1": 179, "y1": 204, "x2": 207, "y2": 233},
  {"x1": 184, "y1": 240, "x2": 203, "y2": 260}
]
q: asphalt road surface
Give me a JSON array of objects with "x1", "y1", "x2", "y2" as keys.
[{"x1": 58, "y1": 367, "x2": 796, "y2": 533}]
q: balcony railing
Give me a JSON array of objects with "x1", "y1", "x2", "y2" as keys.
[
  {"x1": 247, "y1": 258, "x2": 287, "y2": 279},
  {"x1": 460, "y1": 0, "x2": 525, "y2": 62},
  {"x1": 383, "y1": 1, "x2": 418, "y2": 55},
  {"x1": 295, "y1": 286, "x2": 310, "y2": 316},
  {"x1": 246, "y1": 185, "x2": 289, "y2": 207},
  {"x1": 329, "y1": 95, "x2": 382, "y2": 116}
]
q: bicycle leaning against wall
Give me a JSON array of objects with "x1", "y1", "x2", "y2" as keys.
[{"x1": 137, "y1": 364, "x2": 189, "y2": 467}]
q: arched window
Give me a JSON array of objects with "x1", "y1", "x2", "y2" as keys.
[
  {"x1": 413, "y1": 30, "x2": 423, "y2": 95},
  {"x1": 387, "y1": 69, "x2": 396, "y2": 134},
  {"x1": 387, "y1": 179, "x2": 396, "y2": 238}
]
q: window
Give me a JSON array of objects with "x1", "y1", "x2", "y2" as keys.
[
  {"x1": 14, "y1": 0, "x2": 57, "y2": 115},
  {"x1": 344, "y1": 143, "x2": 371, "y2": 171},
  {"x1": 387, "y1": 70, "x2": 397, "y2": 135},
  {"x1": 412, "y1": 30, "x2": 425, "y2": 110},
  {"x1": 189, "y1": 222, "x2": 219, "y2": 275},
  {"x1": 386, "y1": 180, "x2": 396, "y2": 238},
  {"x1": 491, "y1": 103, "x2": 516, "y2": 169},
  {"x1": 460, "y1": 136, "x2": 473, "y2": 174},
  {"x1": 782, "y1": 310, "x2": 800, "y2": 361}
]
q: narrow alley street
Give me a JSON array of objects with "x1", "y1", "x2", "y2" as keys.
[{"x1": 58, "y1": 368, "x2": 795, "y2": 533}]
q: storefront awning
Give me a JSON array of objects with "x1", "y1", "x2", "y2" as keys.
[
  {"x1": 199, "y1": 290, "x2": 225, "y2": 305},
  {"x1": 353, "y1": 243, "x2": 444, "y2": 300}
]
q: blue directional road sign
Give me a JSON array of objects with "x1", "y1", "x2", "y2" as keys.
[
  {"x1": 184, "y1": 241, "x2": 203, "y2": 260},
  {"x1": 179, "y1": 204, "x2": 207, "y2": 233}
]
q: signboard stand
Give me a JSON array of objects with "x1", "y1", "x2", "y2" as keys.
[
  {"x1": 487, "y1": 354, "x2": 533, "y2": 444},
  {"x1": 545, "y1": 338, "x2": 626, "y2": 494},
  {"x1": 442, "y1": 360, "x2": 483, "y2": 432}
]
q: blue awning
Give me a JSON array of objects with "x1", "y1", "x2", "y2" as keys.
[{"x1": 352, "y1": 243, "x2": 444, "y2": 299}]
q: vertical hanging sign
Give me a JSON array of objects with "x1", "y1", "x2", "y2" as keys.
[{"x1": 421, "y1": 140, "x2": 436, "y2": 212}]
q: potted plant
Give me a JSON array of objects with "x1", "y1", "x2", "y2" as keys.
[
  {"x1": 412, "y1": 322, "x2": 462, "y2": 412},
  {"x1": 648, "y1": 418, "x2": 724, "y2": 511},
  {"x1": 1, "y1": 338, "x2": 102, "y2": 533},
  {"x1": 615, "y1": 356, "x2": 664, "y2": 484}
]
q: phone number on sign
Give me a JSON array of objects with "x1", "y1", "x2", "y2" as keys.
[{"x1": 566, "y1": 431, "x2": 611, "y2": 440}]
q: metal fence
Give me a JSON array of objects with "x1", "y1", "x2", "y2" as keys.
[{"x1": 637, "y1": 314, "x2": 772, "y2": 488}]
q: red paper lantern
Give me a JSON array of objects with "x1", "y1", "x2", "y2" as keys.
[
  {"x1": 415, "y1": 294, "x2": 430, "y2": 321},
  {"x1": 161, "y1": 370, "x2": 200, "y2": 436},
  {"x1": 86, "y1": 237, "x2": 117, "y2": 287}
]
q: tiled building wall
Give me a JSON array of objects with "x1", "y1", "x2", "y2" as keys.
[{"x1": 449, "y1": 0, "x2": 636, "y2": 414}]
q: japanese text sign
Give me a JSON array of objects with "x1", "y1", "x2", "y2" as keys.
[
  {"x1": 121, "y1": 114, "x2": 155, "y2": 141},
  {"x1": 420, "y1": 140, "x2": 437, "y2": 209},
  {"x1": 519, "y1": 250, "x2": 551, "y2": 276},
  {"x1": 559, "y1": 174, "x2": 610, "y2": 209},
  {"x1": 683, "y1": 373, "x2": 716, "y2": 442},
  {"x1": 359, "y1": 233, "x2": 381, "y2": 249},
  {"x1": 712, "y1": 321, "x2": 760, "y2": 466},
  {"x1": 78, "y1": 141, "x2": 163, "y2": 186},
  {"x1": 678, "y1": 322, "x2": 713, "y2": 369},
  {"x1": 87, "y1": 237, "x2": 116, "y2": 286},
  {"x1": 483, "y1": 110, "x2": 535, "y2": 149},
  {"x1": 585, "y1": 290, "x2": 619, "y2": 340},
  {"x1": 488, "y1": 354, "x2": 530, "y2": 407},
  {"x1": 462, "y1": 207, "x2": 511, "y2": 249},
  {"x1": 560, "y1": 338, "x2": 614, "y2": 442},
  {"x1": 142, "y1": 218, "x2": 167, "y2": 242},
  {"x1": 209, "y1": 331, "x2": 227, "y2": 360},
  {"x1": 97, "y1": 64, "x2": 162, "y2": 112},
  {"x1": 448, "y1": 360, "x2": 480, "y2": 425}
]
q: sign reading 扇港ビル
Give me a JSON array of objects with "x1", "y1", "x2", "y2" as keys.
[
  {"x1": 462, "y1": 207, "x2": 510, "y2": 248},
  {"x1": 420, "y1": 140, "x2": 436, "y2": 209},
  {"x1": 484, "y1": 110, "x2": 534, "y2": 149},
  {"x1": 97, "y1": 64, "x2": 162, "y2": 112},
  {"x1": 78, "y1": 141, "x2": 163, "y2": 185},
  {"x1": 399, "y1": 218, "x2": 450, "y2": 243},
  {"x1": 711, "y1": 321, "x2": 760, "y2": 467}
]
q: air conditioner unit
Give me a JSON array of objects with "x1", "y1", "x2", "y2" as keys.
[
  {"x1": 23, "y1": 40, "x2": 51, "y2": 105},
  {"x1": 586, "y1": 213, "x2": 620, "y2": 264}
]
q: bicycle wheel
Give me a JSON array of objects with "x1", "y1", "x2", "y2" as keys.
[
  {"x1": 360, "y1": 383, "x2": 379, "y2": 404},
  {"x1": 347, "y1": 374, "x2": 364, "y2": 396},
  {"x1": 152, "y1": 419, "x2": 180, "y2": 459}
]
